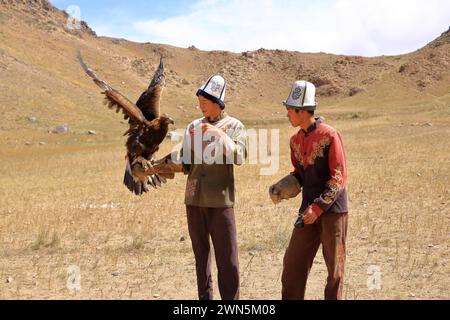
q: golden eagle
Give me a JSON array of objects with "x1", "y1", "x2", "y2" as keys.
[{"x1": 77, "y1": 51, "x2": 174, "y2": 195}]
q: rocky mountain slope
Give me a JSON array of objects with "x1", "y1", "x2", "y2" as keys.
[{"x1": 0, "y1": 0, "x2": 448, "y2": 130}]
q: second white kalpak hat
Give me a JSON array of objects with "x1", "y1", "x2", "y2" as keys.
[
  {"x1": 283, "y1": 80, "x2": 316, "y2": 110},
  {"x1": 196, "y1": 75, "x2": 227, "y2": 109}
]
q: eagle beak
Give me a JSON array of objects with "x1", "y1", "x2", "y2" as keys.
[{"x1": 168, "y1": 117, "x2": 174, "y2": 125}]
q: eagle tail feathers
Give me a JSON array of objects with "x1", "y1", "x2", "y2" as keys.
[{"x1": 123, "y1": 161, "x2": 146, "y2": 195}]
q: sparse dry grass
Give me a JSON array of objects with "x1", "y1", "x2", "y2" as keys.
[
  {"x1": 0, "y1": 100, "x2": 448, "y2": 300},
  {"x1": 0, "y1": 2, "x2": 449, "y2": 299}
]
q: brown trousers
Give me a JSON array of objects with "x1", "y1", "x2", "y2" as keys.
[
  {"x1": 186, "y1": 205, "x2": 240, "y2": 300},
  {"x1": 282, "y1": 212, "x2": 348, "y2": 300}
]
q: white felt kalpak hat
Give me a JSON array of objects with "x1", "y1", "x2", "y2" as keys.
[
  {"x1": 196, "y1": 75, "x2": 227, "y2": 109},
  {"x1": 283, "y1": 80, "x2": 316, "y2": 110}
]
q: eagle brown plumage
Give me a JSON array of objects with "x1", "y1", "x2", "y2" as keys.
[{"x1": 77, "y1": 51, "x2": 174, "y2": 195}]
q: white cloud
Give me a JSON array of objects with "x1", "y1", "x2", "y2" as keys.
[{"x1": 96, "y1": 0, "x2": 450, "y2": 56}]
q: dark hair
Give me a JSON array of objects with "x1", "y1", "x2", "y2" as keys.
[{"x1": 294, "y1": 109, "x2": 315, "y2": 116}]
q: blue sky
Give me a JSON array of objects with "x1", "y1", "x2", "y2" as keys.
[
  {"x1": 50, "y1": 0, "x2": 195, "y2": 22},
  {"x1": 49, "y1": 0, "x2": 450, "y2": 56}
]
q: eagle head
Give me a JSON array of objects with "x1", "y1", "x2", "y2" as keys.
[{"x1": 160, "y1": 114, "x2": 174, "y2": 125}]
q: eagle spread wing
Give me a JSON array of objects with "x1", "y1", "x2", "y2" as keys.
[
  {"x1": 77, "y1": 51, "x2": 174, "y2": 195},
  {"x1": 135, "y1": 57, "x2": 165, "y2": 120}
]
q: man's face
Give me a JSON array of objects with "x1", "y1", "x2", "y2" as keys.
[
  {"x1": 198, "y1": 96, "x2": 221, "y2": 118},
  {"x1": 286, "y1": 107, "x2": 304, "y2": 127}
]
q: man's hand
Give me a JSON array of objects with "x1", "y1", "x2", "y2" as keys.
[
  {"x1": 202, "y1": 123, "x2": 224, "y2": 136},
  {"x1": 303, "y1": 206, "x2": 319, "y2": 225}
]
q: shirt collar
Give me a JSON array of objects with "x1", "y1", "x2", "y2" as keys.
[
  {"x1": 302, "y1": 117, "x2": 323, "y2": 135},
  {"x1": 206, "y1": 111, "x2": 227, "y2": 123}
]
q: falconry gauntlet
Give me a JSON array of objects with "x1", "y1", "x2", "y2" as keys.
[
  {"x1": 269, "y1": 174, "x2": 302, "y2": 205},
  {"x1": 131, "y1": 152, "x2": 183, "y2": 181}
]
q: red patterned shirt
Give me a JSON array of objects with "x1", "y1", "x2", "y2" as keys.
[{"x1": 290, "y1": 118, "x2": 348, "y2": 216}]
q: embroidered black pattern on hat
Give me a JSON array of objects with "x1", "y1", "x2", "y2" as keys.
[
  {"x1": 210, "y1": 80, "x2": 222, "y2": 93},
  {"x1": 292, "y1": 86, "x2": 303, "y2": 100}
]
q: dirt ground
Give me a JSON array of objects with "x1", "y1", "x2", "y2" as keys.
[
  {"x1": 0, "y1": 0, "x2": 448, "y2": 300},
  {"x1": 1, "y1": 101, "x2": 449, "y2": 300}
]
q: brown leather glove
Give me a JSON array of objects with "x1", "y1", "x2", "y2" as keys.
[
  {"x1": 269, "y1": 174, "x2": 302, "y2": 204},
  {"x1": 131, "y1": 154, "x2": 180, "y2": 185}
]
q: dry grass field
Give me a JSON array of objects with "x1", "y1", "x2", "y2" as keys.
[
  {"x1": 0, "y1": 0, "x2": 449, "y2": 300},
  {"x1": 1, "y1": 98, "x2": 449, "y2": 300}
]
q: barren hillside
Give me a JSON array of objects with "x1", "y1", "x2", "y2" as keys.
[
  {"x1": 0, "y1": 0, "x2": 449, "y2": 300},
  {"x1": 0, "y1": 0, "x2": 449, "y2": 130}
]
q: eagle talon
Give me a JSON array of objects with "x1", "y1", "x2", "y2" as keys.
[
  {"x1": 131, "y1": 157, "x2": 156, "y2": 182},
  {"x1": 133, "y1": 156, "x2": 152, "y2": 170}
]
